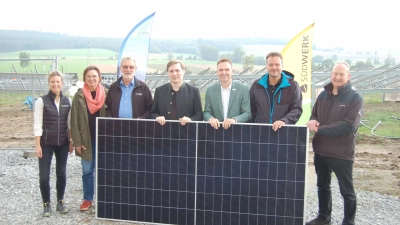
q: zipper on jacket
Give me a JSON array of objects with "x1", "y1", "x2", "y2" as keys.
[
  {"x1": 319, "y1": 94, "x2": 338, "y2": 157},
  {"x1": 267, "y1": 87, "x2": 282, "y2": 124},
  {"x1": 265, "y1": 88, "x2": 274, "y2": 124},
  {"x1": 57, "y1": 110, "x2": 60, "y2": 146},
  {"x1": 326, "y1": 94, "x2": 338, "y2": 122}
]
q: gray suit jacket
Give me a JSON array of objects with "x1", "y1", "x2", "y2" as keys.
[{"x1": 203, "y1": 81, "x2": 251, "y2": 122}]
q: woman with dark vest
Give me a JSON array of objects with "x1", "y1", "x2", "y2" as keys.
[
  {"x1": 34, "y1": 71, "x2": 73, "y2": 217},
  {"x1": 71, "y1": 66, "x2": 106, "y2": 211}
]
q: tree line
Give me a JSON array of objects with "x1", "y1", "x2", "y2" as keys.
[
  {"x1": 312, "y1": 52, "x2": 397, "y2": 68},
  {"x1": 0, "y1": 30, "x2": 122, "y2": 53},
  {"x1": 1, "y1": 30, "x2": 287, "y2": 53},
  {"x1": 1, "y1": 30, "x2": 293, "y2": 70}
]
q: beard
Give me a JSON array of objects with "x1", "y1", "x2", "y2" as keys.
[
  {"x1": 269, "y1": 71, "x2": 281, "y2": 78},
  {"x1": 122, "y1": 73, "x2": 134, "y2": 80}
]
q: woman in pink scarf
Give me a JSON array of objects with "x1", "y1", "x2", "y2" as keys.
[{"x1": 71, "y1": 66, "x2": 107, "y2": 211}]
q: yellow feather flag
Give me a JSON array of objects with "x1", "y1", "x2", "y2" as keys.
[{"x1": 281, "y1": 23, "x2": 314, "y2": 125}]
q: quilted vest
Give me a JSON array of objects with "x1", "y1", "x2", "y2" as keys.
[{"x1": 40, "y1": 91, "x2": 70, "y2": 147}]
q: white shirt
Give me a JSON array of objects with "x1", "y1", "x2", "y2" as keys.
[
  {"x1": 220, "y1": 82, "x2": 232, "y2": 120},
  {"x1": 33, "y1": 97, "x2": 72, "y2": 136}
]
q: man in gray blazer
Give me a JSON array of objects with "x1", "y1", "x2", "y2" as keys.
[
  {"x1": 203, "y1": 58, "x2": 251, "y2": 129},
  {"x1": 151, "y1": 59, "x2": 203, "y2": 126}
]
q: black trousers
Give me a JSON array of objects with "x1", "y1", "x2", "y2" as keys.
[
  {"x1": 38, "y1": 144, "x2": 69, "y2": 203},
  {"x1": 314, "y1": 153, "x2": 356, "y2": 225}
]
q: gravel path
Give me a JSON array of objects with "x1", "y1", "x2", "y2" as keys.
[{"x1": 1, "y1": 150, "x2": 399, "y2": 224}]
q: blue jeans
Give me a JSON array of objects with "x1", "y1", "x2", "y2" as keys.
[
  {"x1": 314, "y1": 153, "x2": 356, "y2": 225},
  {"x1": 81, "y1": 141, "x2": 96, "y2": 201},
  {"x1": 38, "y1": 144, "x2": 69, "y2": 203}
]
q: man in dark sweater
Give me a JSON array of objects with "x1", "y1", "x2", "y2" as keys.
[{"x1": 306, "y1": 62, "x2": 363, "y2": 225}]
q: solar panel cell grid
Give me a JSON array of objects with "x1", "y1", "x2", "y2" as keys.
[{"x1": 97, "y1": 119, "x2": 308, "y2": 225}]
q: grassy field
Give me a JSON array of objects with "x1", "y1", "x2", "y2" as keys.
[
  {"x1": 2, "y1": 45, "x2": 395, "y2": 75},
  {"x1": 0, "y1": 49, "x2": 237, "y2": 75},
  {"x1": 358, "y1": 94, "x2": 400, "y2": 138},
  {"x1": 0, "y1": 48, "x2": 116, "y2": 58},
  {"x1": 0, "y1": 93, "x2": 27, "y2": 106},
  {"x1": 0, "y1": 49, "x2": 116, "y2": 76}
]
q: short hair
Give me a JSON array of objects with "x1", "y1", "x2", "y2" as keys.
[
  {"x1": 217, "y1": 57, "x2": 233, "y2": 67},
  {"x1": 46, "y1": 70, "x2": 64, "y2": 83},
  {"x1": 333, "y1": 61, "x2": 350, "y2": 71},
  {"x1": 266, "y1": 52, "x2": 283, "y2": 62},
  {"x1": 120, "y1": 56, "x2": 136, "y2": 67},
  {"x1": 167, "y1": 59, "x2": 185, "y2": 71},
  {"x1": 83, "y1": 66, "x2": 102, "y2": 82}
]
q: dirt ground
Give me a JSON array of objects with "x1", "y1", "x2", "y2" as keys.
[{"x1": 0, "y1": 104, "x2": 399, "y2": 197}]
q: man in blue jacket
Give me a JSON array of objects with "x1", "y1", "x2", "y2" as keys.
[{"x1": 249, "y1": 52, "x2": 302, "y2": 131}]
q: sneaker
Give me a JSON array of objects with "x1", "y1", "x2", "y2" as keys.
[
  {"x1": 56, "y1": 200, "x2": 69, "y2": 214},
  {"x1": 80, "y1": 200, "x2": 92, "y2": 211},
  {"x1": 306, "y1": 217, "x2": 331, "y2": 225},
  {"x1": 42, "y1": 202, "x2": 51, "y2": 217}
]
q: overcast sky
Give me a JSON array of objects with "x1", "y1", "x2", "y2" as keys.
[{"x1": 1, "y1": 0, "x2": 398, "y2": 52}]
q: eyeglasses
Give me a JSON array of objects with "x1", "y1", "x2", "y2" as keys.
[{"x1": 122, "y1": 66, "x2": 136, "y2": 70}]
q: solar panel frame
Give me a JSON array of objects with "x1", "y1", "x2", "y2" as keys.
[{"x1": 96, "y1": 118, "x2": 309, "y2": 225}]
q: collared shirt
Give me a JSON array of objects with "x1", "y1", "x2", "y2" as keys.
[
  {"x1": 119, "y1": 79, "x2": 135, "y2": 118},
  {"x1": 221, "y1": 82, "x2": 232, "y2": 120}
]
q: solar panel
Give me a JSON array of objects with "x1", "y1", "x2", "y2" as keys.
[{"x1": 96, "y1": 118, "x2": 308, "y2": 225}]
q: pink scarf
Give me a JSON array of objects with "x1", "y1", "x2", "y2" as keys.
[{"x1": 82, "y1": 83, "x2": 105, "y2": 114}]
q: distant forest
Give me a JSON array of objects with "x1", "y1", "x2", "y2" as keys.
[
  {"x1": 0, "y1": 30, "x2": 288, "y2": 54},
  {"x1": 0, "y1": 30, "x2": 122, "y2": 53}
]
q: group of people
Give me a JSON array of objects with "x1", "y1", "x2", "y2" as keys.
[{"x1": 34, "y1": 52, "x2": 363, "y2": 225}]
